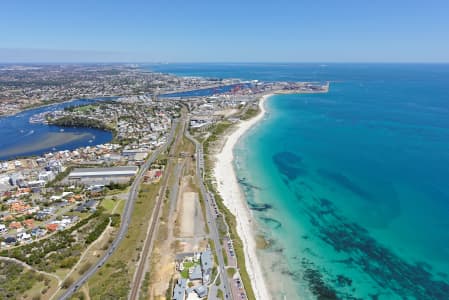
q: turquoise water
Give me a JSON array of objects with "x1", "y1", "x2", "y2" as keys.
[{"x1": 147, "y1": 64, "x2": 449, "y2": 299}]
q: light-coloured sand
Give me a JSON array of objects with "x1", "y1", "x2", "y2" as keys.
[
  {"x1": 214, "y1": 108, "x2": 239, "y2": 118},
  {"x1": 213, "y1": 94, "x2": 271, "y2": 300},
  {"x1": 179, "y1": 192, "x2": 198, "y2": 237}
]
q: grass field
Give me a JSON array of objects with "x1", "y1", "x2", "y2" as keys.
[
  {"x1": 100, "y1": 198, "x2": 116, "y2": 213},
  {"x1": 114, "y1": 198, "x2": 126, "y2": 214},
  {"x1": 86, "y1": 183, "x2": 160, "y2": 299},
  {"x1": 73, "y1": 105, "x2": 95, "y2": 112}
]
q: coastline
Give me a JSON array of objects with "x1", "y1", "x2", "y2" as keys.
[
  {"x1": 0, "y1": 95, "x2": 119, "y2": 119},
  {"x1": 0, "y1": 98, "x2": 86, "y2": 118},
  {"x1": 213, "y1": 94, "x2": 271, "y2": 300}
]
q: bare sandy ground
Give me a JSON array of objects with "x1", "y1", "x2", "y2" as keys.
[
  {"x1": 179, "y1": 192, "x2": 197, "y2": 237},
  {"x1": 214, "y1": 108, "x2": 239, "y2": 118},
  {"x1": 213, "y1": 94, "x2": 271, "y2": 300}
]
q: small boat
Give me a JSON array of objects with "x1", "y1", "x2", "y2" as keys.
[
  {"x1": 60, "y1": 128, "x2": 64, "y2": 132},
  {"x1": 24, "y1": 130, "x2": 34, "y2": 136}
]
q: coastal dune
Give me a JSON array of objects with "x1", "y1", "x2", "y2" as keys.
[{"x1": 213, "y1": 94, "x2": 271, "y2": 300}]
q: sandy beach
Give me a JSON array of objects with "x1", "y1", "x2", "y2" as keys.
[{"x1": 213, "y1": 94, "x2": 271, "y2": 300}]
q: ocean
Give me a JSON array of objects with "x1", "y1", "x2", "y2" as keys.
[{"x1": 150, "y1": 63, "x2": 449, "y2": 299}]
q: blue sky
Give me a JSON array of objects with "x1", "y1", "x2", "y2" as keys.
[{"x1": 0, "y1": 0, "x2": 448, "y2": 62}]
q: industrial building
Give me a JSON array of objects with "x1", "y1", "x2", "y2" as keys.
[{"x1": 67, "y1": 166, "x2": 138, "y2": 185}]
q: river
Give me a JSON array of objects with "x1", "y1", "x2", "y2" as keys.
[{"x1": 0, "y1": 98, "x2": 115, "y2": 161}]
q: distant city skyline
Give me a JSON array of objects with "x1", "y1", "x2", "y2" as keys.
[{"x1": 1, "y1": 0, "x2": 448, "y2": 63}]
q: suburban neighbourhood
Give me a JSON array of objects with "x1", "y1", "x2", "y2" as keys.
[{"x1": 0, "y1": 64, "x2": 328, "y2": 300}]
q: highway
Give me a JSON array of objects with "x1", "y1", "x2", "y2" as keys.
[
  {"x1": 184, "y1": 129, "x2": 233, "y2": 300},
  {"x1": 59, "y1": 119, "x2": 178, "y2": 300}
]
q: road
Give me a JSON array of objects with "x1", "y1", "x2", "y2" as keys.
[
  {"x1": 59, "y1": 119, "x2": 178, "y2": 300},
  {"x1": 129, "y1": 114, "x2": 186, "y2": 300},
  {"x1": 184, "y1": 129, "x2": 233, "y2": 300}
]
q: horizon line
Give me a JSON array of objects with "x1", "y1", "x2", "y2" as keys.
[{"x1": 1, "y1": 61, "x2": 449, "y2": 65}]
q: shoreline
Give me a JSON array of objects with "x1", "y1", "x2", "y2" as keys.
[
  {"x1": 213, "y1": 94, "x2": 271, "y2": 300},
  {"x1": 0, "y1": 132, "x2": 96, "y2": 160},
  {"x1": 0, "y1": 95, "x2": 120, "y2": 119}
]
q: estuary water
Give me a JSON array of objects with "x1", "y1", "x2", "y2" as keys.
[
  {"x1": 151, "y1": 63, "x2": 449, "y2": 299},
  {"x1": 0, "y1": 98, "x2": 113, "y2": 161}
]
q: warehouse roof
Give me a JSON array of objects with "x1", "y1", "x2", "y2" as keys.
[{"x1": 69, "y1": 166, "x2": 138, "y2": 177}]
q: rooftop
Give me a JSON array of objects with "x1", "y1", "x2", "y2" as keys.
[{"x1": 69, "y1": 166, "x2": 138, "y2": 177}]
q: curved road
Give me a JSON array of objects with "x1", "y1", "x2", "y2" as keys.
[{"x1": 59, "y1": 120, "x2": 178, "y2": 300}]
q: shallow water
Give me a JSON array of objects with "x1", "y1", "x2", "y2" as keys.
[
  {"x1": 149, "y1": 63, "x2": 449, "y2": 299},
  {"x1": 0, "y1": 98, "x2": 114, "y2": 160}
]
